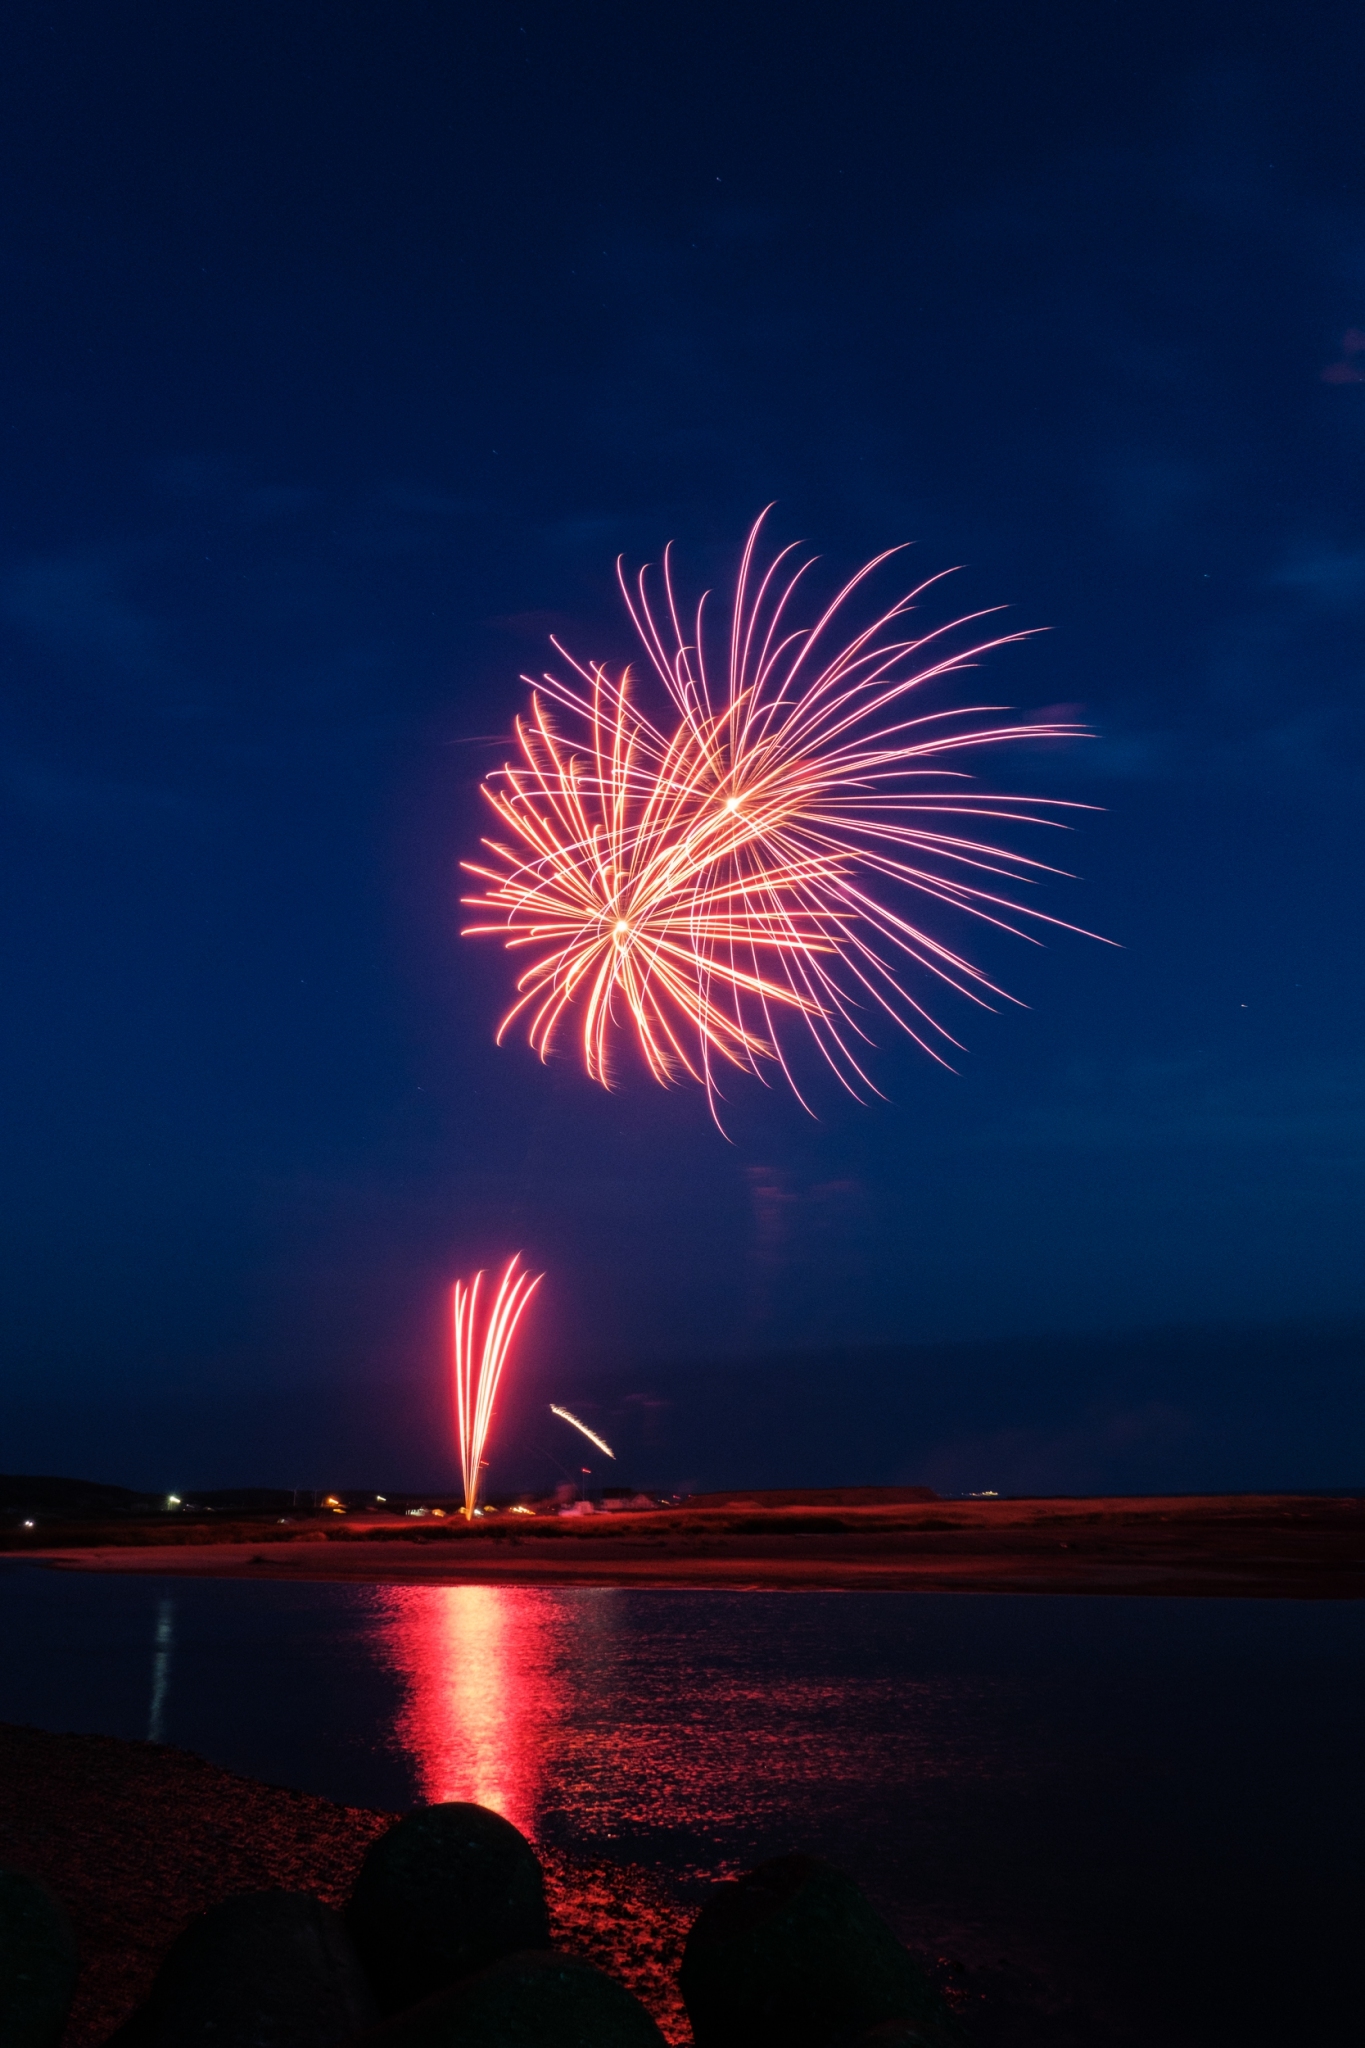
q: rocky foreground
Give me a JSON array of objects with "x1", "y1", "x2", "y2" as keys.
[
  {"x1": 0, "y1": 1725, "x2": 692, "y2": 2046},
  {"x1": 0, "y1": 1724, "x2": 1009, "y2": 2048},
  {"x1": 0, "y1": 1724, "x2": 1141, "y2": 2048}
]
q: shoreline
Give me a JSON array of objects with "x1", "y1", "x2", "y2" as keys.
[{"x1": 10, "y1": 1492, "x2": 1363, "y2": 1598}]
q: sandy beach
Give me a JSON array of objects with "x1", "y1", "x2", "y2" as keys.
[{"x1": 11, "y1": 1493, "x2": 1362, "y2": 1598}]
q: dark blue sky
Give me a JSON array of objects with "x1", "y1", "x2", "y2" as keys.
[{"x1": 2, "y1": 1, "x2": 1362, "y2": 1494}]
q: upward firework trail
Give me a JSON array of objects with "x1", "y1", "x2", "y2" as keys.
[
  {"x1": 463, "y1": 511, "x2": 1103, "y2": 1118},
  {"x1": 452, "y1": 1255, "x2": 543, "y2": 1519}
]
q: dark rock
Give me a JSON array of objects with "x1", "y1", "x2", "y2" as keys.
[
  {"x1": 0, "y1": 1868, "x2": 78, "y2": 2048},
  {"x1": 105, "y1": 1889, "x2": 376, "y2": 2048},
  {"x1": 345, "y1": 1805, "x2": 549, "y2": 2014},
  {"x1": 680, "y1": 1854, "x2": 954, "y2": 2048},
  {"x1": 840, "y1": 2026, "x2": 936, "y2": 2047},
  {"x1": 352, "y1": 1950, "x2": 665, "y2": 2047}
]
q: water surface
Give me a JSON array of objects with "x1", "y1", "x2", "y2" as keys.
[{"x1": 2, "y1": 1567, "x2": 1359, "y2": 2045}]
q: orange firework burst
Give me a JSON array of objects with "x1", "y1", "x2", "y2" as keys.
[
  {"x1": 452, "y1": 1255, "x2": 543, "y2": 1519},
  {"x1": 463, "y1": 511, "x2": 1100, "y2": 1113}
]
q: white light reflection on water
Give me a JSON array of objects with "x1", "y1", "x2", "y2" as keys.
[{"x1": 147, "y1": 1595, "x2": 174, "y2": 1743}]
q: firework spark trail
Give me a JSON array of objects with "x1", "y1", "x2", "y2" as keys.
[
  {"x1": 550, "y1": 1404, "x2": 616, "y2": 1459},
  {"x1": 452, "y1": 1255, "x2": 543, "y2": 1519},
  {"x1": 463, "y1": 511, "x2": 1104, "y2": 1116}
]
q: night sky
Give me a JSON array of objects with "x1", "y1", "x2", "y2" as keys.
[{"x1": 2, "y1": 1, "x2": 1362, "y2": 1497}]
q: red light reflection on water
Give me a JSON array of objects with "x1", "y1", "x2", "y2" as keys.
[
  {"x1": 372, "y1": 1584, "x2": 973, "y2": 1864},
  {"x1": 373, "y1": 1584, "x2": 560, "y2": 1841}
]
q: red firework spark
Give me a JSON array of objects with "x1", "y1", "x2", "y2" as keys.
[
  {"x1": 452, "y1": 1255, "x2": 543, "y2": 1519},
  {"x1": 463, "y1": 510, "x2": 1102, "y2": 1116}
]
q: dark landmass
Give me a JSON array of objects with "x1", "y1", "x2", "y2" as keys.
[
  {"x1": 6, "y1": 1491, "x2": 1362, "y2": 1597},
  {"x1": 0, "y1": 1476, "x2": 352, "y2": 1523},
  {"x1": 0, "y1": 1475, "x2": 170, "y2": 1521},
  {"x1": 680, "y1": 1486, "x2": 938, "y2": 1509}
]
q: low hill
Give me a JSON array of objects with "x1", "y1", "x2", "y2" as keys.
[
  {"x1": 0, "y1": 1474, "x2": 164, "y2": 1520},
  {"x1": 0, "y1": 1476, "x2": 311, "y2": 1523}
]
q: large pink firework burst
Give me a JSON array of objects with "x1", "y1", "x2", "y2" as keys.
[{"x1": 462, "y1": 511, "x2": 1100, "y2": 1117}]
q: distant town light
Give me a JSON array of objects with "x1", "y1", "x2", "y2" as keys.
[{"x1": 167, "y1": 1494, "x2": 181, "y2": 1507}]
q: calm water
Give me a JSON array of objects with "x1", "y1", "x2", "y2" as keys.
[{"x1": 1, "y1": 1566, "x2": 1361, "y2": 2045}]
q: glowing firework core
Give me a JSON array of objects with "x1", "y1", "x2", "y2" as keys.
[
  {"x1": 463, "y1": 510, "x2": 1101, "y2": 1115},
  {"x1": 452, "y1": 1255, "x2": 543, "y2": 1520}
]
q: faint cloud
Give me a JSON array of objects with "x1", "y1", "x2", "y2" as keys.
[
  {"x1": 714, "y1": 203, "x2": 783, "y2": 245},
  {"x1": 746, "y1": 1164, "x2": 796, "y2": 1259},
  {"x1": 742, "y1": 1165, "x2": 796, "y2": 1332},
  {"x1": 1214, "y1": 703, "x2": 1365, "y2": 782},
  {"x1": 146, "y1": 453, "x2": 238, "y2": 500},
  {"x1": 1272, "y1": 545, "x2": 1365, "y2": 610},
  {"x1": 241, "y1": 484, "x2": 324, "y2": 523},
  {"x1": 983, "y1": 1053, "x2": 1365, "y2": 1157},
  {"x1": 1101, "y1": 452, "x2": 1213, "y2": 538},
  {"x1": 1, "y1": 753, "x2": 213, "y2": 837},
  {"x1": 746, "y1": 1167, "x2": 870, "y2": 1250},
  {"x1": 1078, "y1": 730, "x2": 1169, "y2": 780},
  {"x1": 147, "y1": 455, "x2": 325, "y2": 524},
  {"x1": 378, "y1": 484, "x2": 479, "y2": 517},
  {"x1": 542, "y1": 514, "x2": 626, "y2": 559},
  {"x1": 2, "y1": 552, "x2": 163, "y2": 673},
  {"x1": 922, "y1": 1399, "x2": 1195, "y2": 1496},
  {"x1": 492, "y1": 610, "x2": 586, "y2": 647},
  {"x1": 741, "y1": 1168, "x2": 873, "y2": 1336},
  {"x1": 807, "y1": 1178, "x2": 872, "y2": 1235},
  {"x1": 1319, "y1": 328, "x2": 1365, "y2": 384}
]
